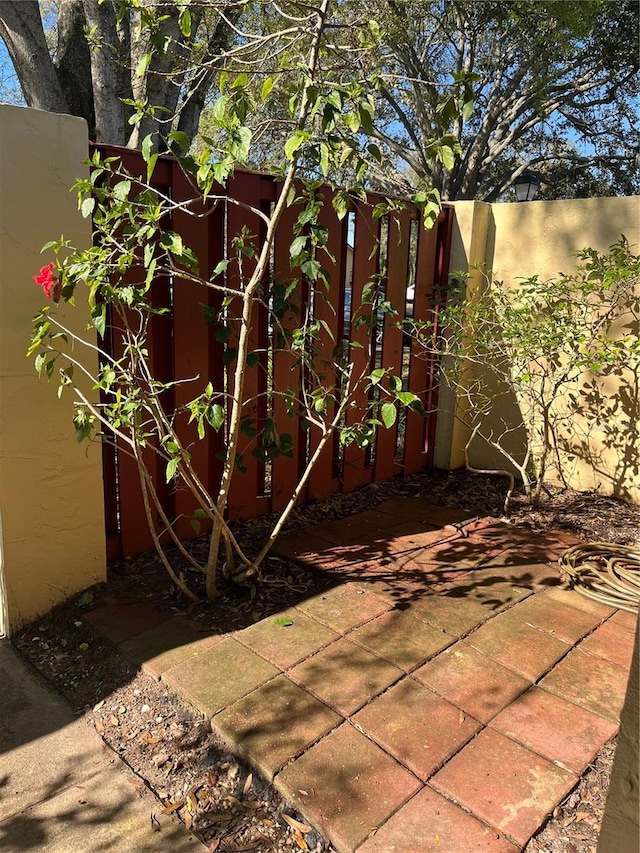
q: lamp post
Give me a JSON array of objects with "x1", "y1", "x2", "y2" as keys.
[{"x1": 514, "y1": 170, "x2": 541, "y2": 202}]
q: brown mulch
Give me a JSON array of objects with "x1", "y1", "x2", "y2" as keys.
[{"x1": 15, "y1": 469, "x2": 639, "y2": 852}]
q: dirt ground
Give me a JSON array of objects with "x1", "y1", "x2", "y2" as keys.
[{"x1": 15, "y1": 469, "x2": 639, "y2": 852}]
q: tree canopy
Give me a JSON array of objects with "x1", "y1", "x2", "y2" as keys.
[{"x1": 1, "y1": 0, "x2": 638, "y2": 198}]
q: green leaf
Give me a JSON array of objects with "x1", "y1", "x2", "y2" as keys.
[
  {"x1": 284, "y1": 130, "x2": 308, "y2": 160},
  {"x1": 261, "y1": 77, "x2": 275, "y2": 101},
  {"x1": 178, "y1": 7, "x2": 191, "y2": 36},
  {"x1": 290, "y1": 235, "x2": 308, "y2": 258},
  {"x1": 169, "y1": 130, "x2": 191, "y2": 152},
  {"x1": 113, "y1": 179, "x2": 131, "y2": 201},
  {"x1": 272, "y1": 618, "x2": 294, "y2": 627},
  {"x1": 332, "y1": 192, "x2": 349, "y2": 220},
  {"x1": 381, "y1": 401, "x2": 397, "y2": 429},
  {"x1": 165, "y1": 457, "x2": 179, "y2": 482},
  {"x1": 370, "y1": 368, "x2": 385, "y2": 385},
  {"x1": 206, "y1": 403, "x2": 225, "y2": 431},
  {"x1": 81, "y1": 197, "x2": 95, "y2": 219},
  {"x1": 135, "y1": 52, "x2": 152, "y2": 78}
]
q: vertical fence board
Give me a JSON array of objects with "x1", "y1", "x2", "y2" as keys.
[
  {"x1": 342, "y1": 201, "x2": 378, "y2": 493},
  {"x1": 270, "y1": 194, "x2": 307, "y2": 512},
  {"x1": 375, "y1": 209, "x2": 411, "y2": 481},
  {"x1": 306, "y1": 187, "x2": 344, "y2": 501}
]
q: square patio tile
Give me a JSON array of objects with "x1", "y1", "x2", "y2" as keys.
[
  {"x1": 117, "y1": 616, "x2": 221, "y2": 678},
  {"x1": 414, "y1": 641, "x2": 530, "y2": 723},
  {"x1": 356, "y1": 786, "x2": 519, "y2": 853},
  {"x1": 212, "y1": 676, "x2": 340, "y2": 779},
  {"x1": 288, "y1": 638, "x2": 402, "y2": 716},
  {"x1": 578, "y1": 618, "x2": 637, "y2": 670},
  {"x1": 84, "y1": 601, "x2": 170, "y2": 644},
  {"x1": 431, "y1": 729, "x2": 577, "y2": 847},
  {"x1": 348, "y1": 609, "x2": 455, "y2": 671},
  {"x1": 234, "y1": 607, "x2": 339, "y2": 670},
  {"x1": 407, "y1": 593, "x2": 495, "y2": 637},
  {"x1": 466, "y1": 610, "x2": 570, "y2": 681},
  {"x1": 275, "y1": 722, "x2": 421, "y2": 852},
  {"x1": 353, "y1": 678, "x2": 480, "y2": 780},
  {"x1": 489, "y1": 685, "x2": 618, "y2": 774},
  {"x1": 540, "y1": 648, "x2": 630, "y2": 723},
  {"x1": 541, "y1": 587, "x2": 615, "y2": 619},
  {"x1": 162, "y1": 637, "x2": 279, "y2": 717},
  {"x1": 606, "y1": 609, "x2": 639, "y2": 634},
  {"x1": 296, "y1": 584, "x2": 391, "y2": 634},
  {"x1": 503, "y1": 592, "x2": 606, "y2": 644}
]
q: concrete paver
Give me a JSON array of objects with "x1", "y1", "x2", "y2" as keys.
[
  {"x1": 489, "y1": 685, "x2": 618, "y2": 774},
  {"x1": 162, "y1": 637, "x2": 279, "y2": 717},
  {"x1": 347, "y1": 609, "x2": 455, "y2": 671},
  {"x1": 356, "y1": 786, "x2": 520, "y2": 853},
  {"x1": 578, "y1": 617, "x2": 637, "y2": 669},
  {"x1": 539, "y1": 647, "x2": 630, "y2": 723},
  {"x1": 0, "y1": 641, "x2": 201, "y2": 853},
  {"x1": 275, "y1": 722, "x2": 421, "y2": 852},
  {"x1": 117, "y1": 615, "x2": 221, "y2": 678},
  {"x1": 295, "y1": 584, "x2": 391, "y2": 633},
  {"x1": 465, "y1": 609, "x2": 571, "y2": 681},
  {"x1": 430, "y1": 728, "x2": 578, "y2": 847},
  {"x1": 288, "y1": 638, "x2": 402, "y2": 716},
  {"x1": 414, "y1": 641, "x2": 531, "y2": 723},
  {"x1": 212, "y1": 676, "x2": 340, "y2": 779},
  {"x1": 234, "y1": 606, "x2": 340, "y2": 669},
  {"x1": 352, "y1": 678, "x2": 481, "y2": 780}
]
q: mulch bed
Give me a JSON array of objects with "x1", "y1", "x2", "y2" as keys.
[{"x1": 15, "y1": 468, "x2": 639, "y2": 852}]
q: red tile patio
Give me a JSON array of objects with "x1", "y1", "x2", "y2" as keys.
[{"x1": 84, "y1": 497, "x2": 635, "y2": 853}]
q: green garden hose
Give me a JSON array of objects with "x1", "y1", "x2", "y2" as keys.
[{"x1": 559, "y1": 543, "x2": 640, "y2": 614}]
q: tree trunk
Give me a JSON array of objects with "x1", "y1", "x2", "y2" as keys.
[
  {"x1": 0, "y1": 1, "x2": 68, "y2": 113},
  {"x1": 55, "y1": 0, "x2": 95, "y2": 136}
]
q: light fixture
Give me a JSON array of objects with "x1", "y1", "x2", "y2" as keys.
[{"x1": 514, "y1": 170, "x2": 541, "y2": 202}]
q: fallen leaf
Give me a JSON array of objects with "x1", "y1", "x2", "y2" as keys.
[
  {"x1": 272, "y1": 618, "x2": 294, "y2": 627},
  {"x1": 162, "y1": 799, "x2": 185, "y2": 814},
  {"x1": 242, "y1": 800, "x2": 263, "y2": 810},
  {"x1": 93, "y1": 700, "x2": 105, "y2": 712},
  {"x1": 138, "y1": 731, "x2": 159, "y2": 745},
  {"x1": 205, "y1": 773, "x2": 219, "y2": 787},
  {"x1": 94, "y1": 718, "x2": 104, "y2": 734},
  {"x1": 208, "y1": 840, "x2": 221, "y2": 853},
  {"x1": 294, "y1": 829, "x2": 309, "y2": 850},
  {"x1": 281, "y1": 813, "x2": 312, "y2": 834},
  {"x1": 110, "y1": 716, "x2": 119, "y2": 726},
  {"x1": 152, "y1": 752, "x2": 170, "y2": 767},
  {"x1": 243, "y1": 772, "x2": 253, "y2": 796},
  {"x1": 184, "y1": 809, "x2": 193, "y2": 830}
]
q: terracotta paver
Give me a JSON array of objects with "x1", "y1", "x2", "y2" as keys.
[
  {"x1": 541, "y1": 586, "x2": 615, "y2": 618},
  {"x1": 348, "y1": 609, "x2": 455, "y2": 671},
  {"x1": 353, "y1": 678, "x2": 481, "y2": 780},
  {"x1": 275, "y1": 722, "x2": 421, "y2": 852},
  {"x1": 502, "y1": 591, "x2": 606, "y2": 643},
  {"x1": 606, "y1": 608, "x2": 639, "y2": 633},
  {"x1": 288, "y1": 638, "x2": 402, "y2": 715},
  {"x1": 234, "y1": 606, "x2": 339, "y2": 669},
  {"x1": 162, "y1": 637, "x2": 279, "y2": 716},
  {"x1": 414, "y1": 641, "x2": 530, "y2": 723},
  {"x1": 84, "y1": 601, "x2": 170, "y2": 644},
  {"x1": 272, "y1": 529, "x2": 338, "y2": 560},
  {"x1": 117, "y1": 616, "x2": 221, "y2": 678},
  {"x1": 212, "y1": 676, "x2": 340, "y2": 779},
  {"x1": 489, "y1": 685, "x2": 618, "y2": 773},
  {"x1": 443, "y1": 576, "x2": 534, "y2": 612},
  {"x1": 296, "y1": 584, "x2": 391, "y2": 633},
  {"x1": 407, "y1": 593, "x2": 491, "y2": 635},
  {"x1": 578, "y1": 618, "x2": 637, "y2": 669},
  {"x1": 356, "y1": 786, "x2": 519, "y2": 853},
  {"x1": 466, "y1": 610, "x2": 570, "y2": 681},
  {"x1": 431, "y1": 729, "x2": 577, "y2": 847},
  {"x1": 540, "y1": 647, "x2": 630, "y2": 722}
]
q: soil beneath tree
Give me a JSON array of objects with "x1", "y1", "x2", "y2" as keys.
[{"x1": 15, "y1": 469, "x2": 639, "y2": 852}]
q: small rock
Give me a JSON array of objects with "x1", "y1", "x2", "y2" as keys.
[{"x1": 140, "y1": 704, "x2": 151, "y2": 714}]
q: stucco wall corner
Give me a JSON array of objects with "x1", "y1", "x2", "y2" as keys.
[{"x1": 0, "y1": 105, "x2": 106, "y2": 635}]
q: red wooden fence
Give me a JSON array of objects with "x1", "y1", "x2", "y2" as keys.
[{"x1": 91, "y1": 144, "x2": 453, "y2": 559}]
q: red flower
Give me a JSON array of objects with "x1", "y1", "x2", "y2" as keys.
[{"x1": 33, "y1": 263, "x2": 57, "y2": 300}]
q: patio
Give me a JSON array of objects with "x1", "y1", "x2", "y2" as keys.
[{"x1": 85, "y1": 497, "x2": 636, "y2": 852}]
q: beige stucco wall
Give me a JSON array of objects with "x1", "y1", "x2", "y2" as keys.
[
  {"x1": 0, "y1": 105, "x2": 106, "y2": 635},
  {"x1": 434, "y1": 196, "x2": 640, "y2": 503}
]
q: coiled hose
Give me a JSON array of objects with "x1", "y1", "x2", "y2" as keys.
[{"x1": 559, "y1": 543, "x2": 640, "y2": 614}]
